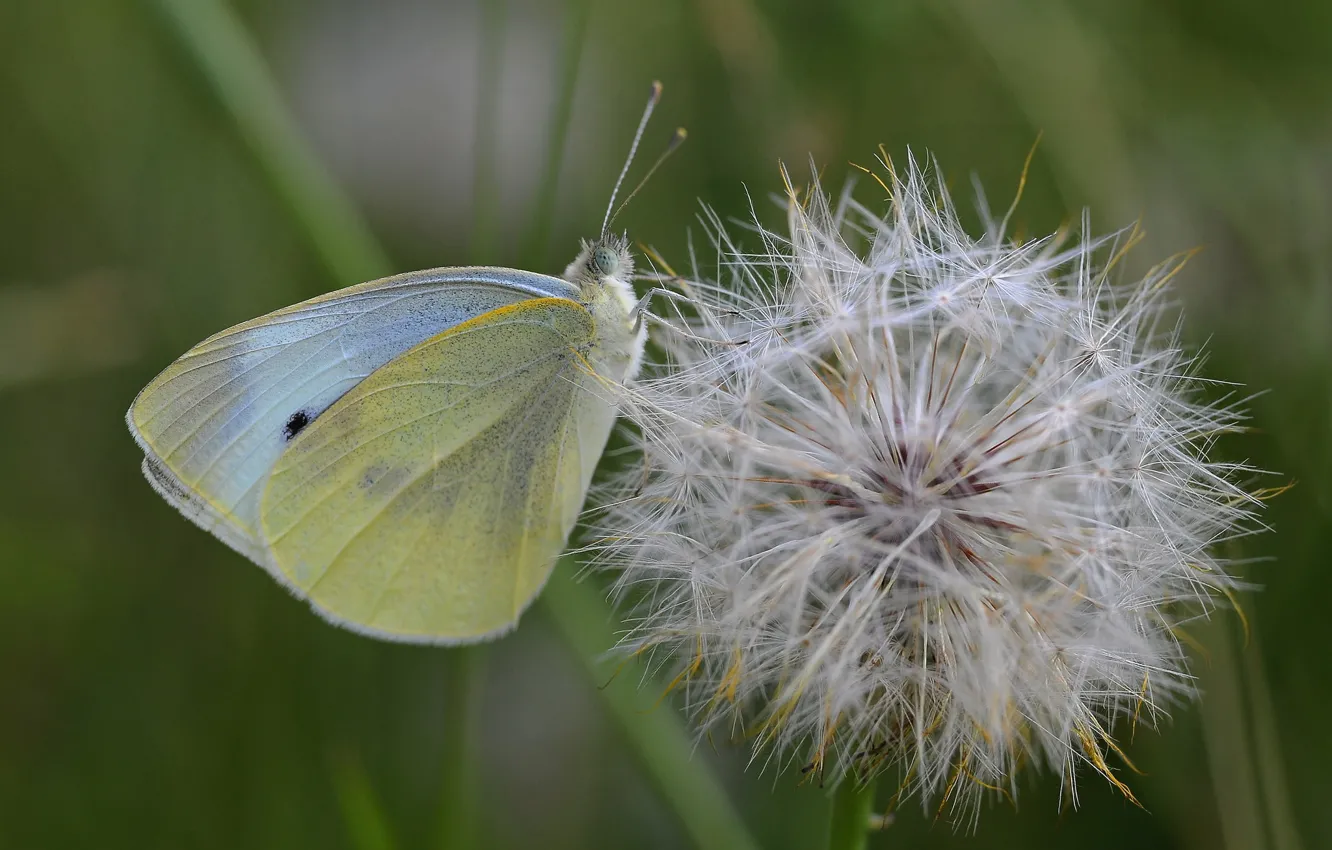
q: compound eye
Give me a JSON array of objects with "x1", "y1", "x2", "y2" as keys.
[{"x1": 591, "y1": 246, "x2": 618, "y2": 276}]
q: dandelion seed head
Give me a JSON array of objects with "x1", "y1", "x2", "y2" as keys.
[{"x1": 592, "y1": 154, "x2": 1267, "y2": 823}]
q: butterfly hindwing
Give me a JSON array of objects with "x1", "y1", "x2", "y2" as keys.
[{"x1": 258, "y1": 297, "x2": 611, "y2": 643}]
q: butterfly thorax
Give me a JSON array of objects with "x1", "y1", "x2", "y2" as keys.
[{"x1": 563, "y1": 236, "x2": 646, "y2": 385}]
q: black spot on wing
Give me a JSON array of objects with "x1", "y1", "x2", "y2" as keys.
[{"x1": 283, "y1": 410, "x2": 311, "y2": 441}]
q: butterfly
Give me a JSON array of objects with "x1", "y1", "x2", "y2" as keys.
[{"x1": 127, "y1": 82, "x2": 681, "y2": 644}]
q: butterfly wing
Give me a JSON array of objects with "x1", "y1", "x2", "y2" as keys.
[
  {"x1": 258, "y1": 297, "x2": 614, "y2": 643},
  {"x1": 127, "y1": 268, "x2": 577, "y2": 566}
]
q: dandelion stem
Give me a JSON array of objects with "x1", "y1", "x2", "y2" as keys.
[
  {"x1": 827, "y1": 778, "x2": 879, "y2": 850},
  {"x1": 542, "y1": 559, "x2": 762, "y2": 850}
]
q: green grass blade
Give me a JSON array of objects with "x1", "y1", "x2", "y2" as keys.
[
  {"x1": 1244, "y1": 628, "x2": 1307, "y2": 850},
  {"x1": 154, "y1": 0, "x2": 392, "y2": 286},
  {"x1": 1199, "y1": 616, "x2": 1269, "y2": 850},
  {"x1": 330, "y1": 752, "x2": 400, "y2": 850}
]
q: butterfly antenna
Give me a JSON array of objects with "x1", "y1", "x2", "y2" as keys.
[
  {"x1": 608, "y1": 127, "x2": 687, "y2": 233},
  {"x1": 602, "y1": 80, "x2": 664, "y2": 239}
]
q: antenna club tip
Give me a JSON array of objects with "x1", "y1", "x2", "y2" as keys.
[{"x1": 664, "y1": 128, "x2": 688, "y2": 154}]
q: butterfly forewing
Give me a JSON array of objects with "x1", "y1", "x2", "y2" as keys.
[{"x1": 127, "y1": 268, "x2": 577, "y2": 560}]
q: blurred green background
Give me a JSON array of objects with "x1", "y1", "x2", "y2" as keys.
[{"x1": 1, "y1": 0, "x2": 1328, "y2": 848}]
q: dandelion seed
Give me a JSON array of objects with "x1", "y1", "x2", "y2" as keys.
[{"x1": 591, "y1": 153, "x2": 1269, "y2": 824}]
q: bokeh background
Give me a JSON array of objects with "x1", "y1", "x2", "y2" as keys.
[{"x1": 1, "y1": 0, "x2": 1328, "y2": 848}]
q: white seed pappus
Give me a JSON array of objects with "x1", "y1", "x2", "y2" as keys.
[{"x1": 590, "y1": 154, "x2": 1271, "y2": 823}]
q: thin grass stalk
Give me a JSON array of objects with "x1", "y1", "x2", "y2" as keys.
[
  {"x1": 1242, "y1": 626, "x2": 1307, "y2": 850},
  {"x1": 542, "y1": 558, "x2": 762, "y2": 850},
  {"x1": 1199, "y1": 616, "x2": 1269, "y2": 850},
  {"x1": 330, "y1": 751, "x2": 399, "y2": 850},
  {"x1": 468, "y1": 0, "x2": 507, "y2": 265},
  {"x1": 519, "y1": 0, "x2": 592, "y2": 268}
]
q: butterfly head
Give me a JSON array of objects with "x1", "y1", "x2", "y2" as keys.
[{"x1": 566, "y1": 234, "x2": 635, "y2": 299}]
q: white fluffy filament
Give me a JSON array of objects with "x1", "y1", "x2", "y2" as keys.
[{"x1": 591, "y1": 154, "x2": 1268, "y2": 824}]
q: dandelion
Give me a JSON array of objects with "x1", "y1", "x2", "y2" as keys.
[{"x1": 591, "y1": 154, "x2": 1269, "y2": 824}]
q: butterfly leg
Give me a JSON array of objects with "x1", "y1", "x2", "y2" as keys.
[{"x1": 630, "y1": 288, "x2": 746, "y2": 346}]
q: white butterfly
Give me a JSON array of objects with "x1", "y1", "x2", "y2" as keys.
[{"x1": 128, "y1": 83, "x2": 681, "y2": 643}]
